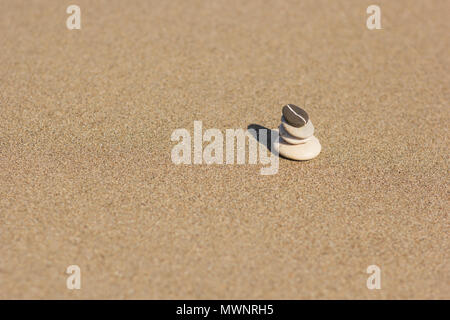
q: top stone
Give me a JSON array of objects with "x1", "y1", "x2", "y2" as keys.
[{"x1": 282, "y1": 104, "x2": 309, "y2": 128}]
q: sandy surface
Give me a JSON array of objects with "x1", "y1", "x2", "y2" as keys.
[{"x1": 0, "y1": 0, "x2": 449, "y2": 299}]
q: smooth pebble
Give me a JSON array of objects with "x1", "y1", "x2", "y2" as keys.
[
  {"x1": 282, "y1": 104, "x2": 309, "y2": 127},
  {"x1": 281, "y1": 116, "x2": 314, "y2": 139}
]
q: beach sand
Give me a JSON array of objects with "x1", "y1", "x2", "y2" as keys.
[{"x1": 0, "y1": 0, "x2": 448, "y2": 299}]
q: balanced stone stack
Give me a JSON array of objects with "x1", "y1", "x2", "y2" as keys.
[{"x1": 273, "y1": 104, "x2": 321, "y2": 160}]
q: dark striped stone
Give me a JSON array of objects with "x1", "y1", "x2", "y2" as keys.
[{"x1": 282, "y1": 104, "x2": 309, "y2": 127}]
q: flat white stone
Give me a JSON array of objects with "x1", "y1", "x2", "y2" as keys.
[
  {"x1": 273, "y1": 133, "x2": 321, "y2": 161},
  {"x1": 279, "y1": 124, "x2": 313, "y2": 145},
  {"x1": 281, "y1": 116, "x2": 314, "y2": 139}
]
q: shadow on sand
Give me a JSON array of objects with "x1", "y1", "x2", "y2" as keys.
[{"x1": 247, "y1": 124, "x2": 280, "y2": 157}]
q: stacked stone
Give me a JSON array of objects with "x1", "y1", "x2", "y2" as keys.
[{"x1": 273, "y1": 104, "x2": 321, "y2": 160}]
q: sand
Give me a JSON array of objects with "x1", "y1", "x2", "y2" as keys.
[{"x1": 0, "y1": 0, "x2": 448, "y2": 299}]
